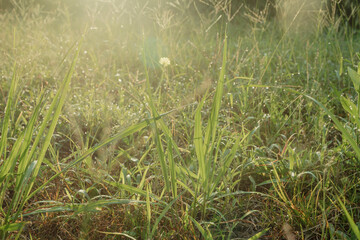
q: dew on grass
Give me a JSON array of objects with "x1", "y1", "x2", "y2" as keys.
[
  {"x1": 130, "y1": 157, "x2": 139, "y2": 162},
  {"x1": 136, "y1": 174, "x2": 141, "y2": 183},
  {"x1": 126, "y1": 174, "x2": 131, "y2": 182}
]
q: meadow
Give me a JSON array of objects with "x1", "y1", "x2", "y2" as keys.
[{"x1": 0, "y1": 0, "x2": 360, "y2": 239}]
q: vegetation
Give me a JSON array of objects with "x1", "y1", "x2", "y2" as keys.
[{"x1": 0, "y1": 0, "x2": 360, "y2": 239}]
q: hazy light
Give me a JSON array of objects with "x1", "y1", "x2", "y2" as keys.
[{"x1": 278, "y1": 0, "x2": 327, "y2": 36}]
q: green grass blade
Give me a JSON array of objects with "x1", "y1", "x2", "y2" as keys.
[
  {"x1": 15, "y1": 91, "x2": 45, "y2": 174},
  {"x1": 204, "y1": 34, "x2": 227, "y2": 150},
  {"x1": 11, "y1": 92, "x2": 46, "y2": 206},
  {"x1": 337, "y1": 196, "x2": 360, "y2": 239},
  {"x1": 149, "y1": 191, "x2": 183, "y2": 238},
  {"x1": 340, "y1": 96, "x2": 360, "y2": 129},
  {"x1": 0, "y1": 131, "x2": 24, "y2": 181},
  {"x1": 22, "y1": 199, "x2": 146, "y2": 217},
  {"x1": 194, "y1": 95, "x2": 206, "y2": 180},
  {"x1": 142, "y1": 42, "x2": 171, "y2": 192},
  {"x1": 212, "y1": 136, "x2": 240, "y2": 192},
  {"x1": 8, "y1": 160, "x2": 37, "y2": 221},
  {"x1": 0, "y1": 63, "x2": 18, "y2": 172},
  {"x1": 167, "y1": 136, "x2": 177, "y2": 198},
  {"x1": 348, "y1": 67, "x2": 360, "y2": 92},
  {"x1": 248, "y1": 228, "x2": 269, "y2": 240},
  {"x1": 146, "y1": 184, "x2": 151, "y2": 236},
  {"x1": 24, "y1": 41, "x2": 81, "y2": 198},
  {"x1": 188, "y1": 215, "x2": 213, "y2": 240},
  {"x1": 0, "y1": 222, "x2": 25, "y2": 234},
  {"x1": 289, "y1": 89, "x2": 360, "y2": 163},
  {"x1": 152, "y1": 122, "x2": 170, "y2": 192}
]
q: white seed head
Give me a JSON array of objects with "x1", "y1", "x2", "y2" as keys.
[{"x1": 159, "y1": 57, "x2": 170, "y2": 67}]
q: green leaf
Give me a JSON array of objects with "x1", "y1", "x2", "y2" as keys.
[
  {"x1": 0, "y1": 222, "x2": 25, "y2": 233},
  {"x1": 194, "y1": 95, "x2": 206, "y2": 180},
  {"x1": 337, "y1": 196, "x2": 360, "y2": 240},
  {"x1": 348, "y1": 67, "x2": 360, "y2": 92},
  {"x1": 188, "y1": 216, "x2": 213, "y2": 240},
  {"x1": 149, "y1": 192, "x2": 184, "y2": 238},
  {"x1": 248, "y1": 228, "x2": 269, "y2": 240},
  {"x1": 340, "y1": 96, "x2": 360, "y2": 128},
  {"x1": 288, "y1": 89, "x2": 360, "y2": 164},
  {"x1": 0, "y1": 63, "x2": 18, "y2": 174}
]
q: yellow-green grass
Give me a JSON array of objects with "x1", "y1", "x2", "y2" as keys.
[{"x1": 1, "y1": 0, "x2": 360, "y2": 239}]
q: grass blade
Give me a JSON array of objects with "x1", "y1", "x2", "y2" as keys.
[
  {"x1": 24, "y1": 41, "x2": 82, "y2": 198},
  {"x1": 167, "y1": 135, "x2": 177, "y2": 198},
  {"x1": 337, "y1": 196, "x2": 360, "y2": 239},
  {"x1": 248, "y1": 228, "x2": 269, "y2": 240},
  {"x1": 146, "y1": 184, "x2": 151, "y2": 237},
  {"x1": 142, "y1": 43, "x2": 170, "y2": 193},
  {"x1": 0, "y1": 63, "x2": 18, "y2": 176},
  {"x1": 289, "y1": 89, "x2": 360, "y2": 163},
  {"x1": 149, "y1": 191, "x2": 183, "y2": 238},
  {"x1": 188, "y1": 215, "x2": 213, "y2": 240},
  {"x1": 194, "y1": 94, "x2": 206, "y2": 180},
  {"x1": 204, "y1": 34, "x2": 227, "y2": 150}
]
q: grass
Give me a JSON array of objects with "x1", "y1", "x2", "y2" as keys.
[{"x1": 1, "y1": 0, "x2": 360, "y2": 239}]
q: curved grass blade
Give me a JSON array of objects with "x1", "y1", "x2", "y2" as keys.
[{"x1": 248, "y1": 228, "x2": 269, "y2": 240}]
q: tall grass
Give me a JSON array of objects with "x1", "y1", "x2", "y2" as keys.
[
  {"x1": 0, "y1": 41, "x2": 161, "y2": 238},
  {"x1": 0, "y1": 42, "x2": 80, "y2": 238},
  {"x1": 1, "y1": 0, "x2": 360, "y2": 239}
]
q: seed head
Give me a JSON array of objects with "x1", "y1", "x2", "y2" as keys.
[{"x1": 159, "y1": 57, "x2": 170, "y2": 67}]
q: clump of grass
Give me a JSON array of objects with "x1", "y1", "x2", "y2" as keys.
[{"x1": 0, "y1": 41, "x2": 80, "y2": 238}]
